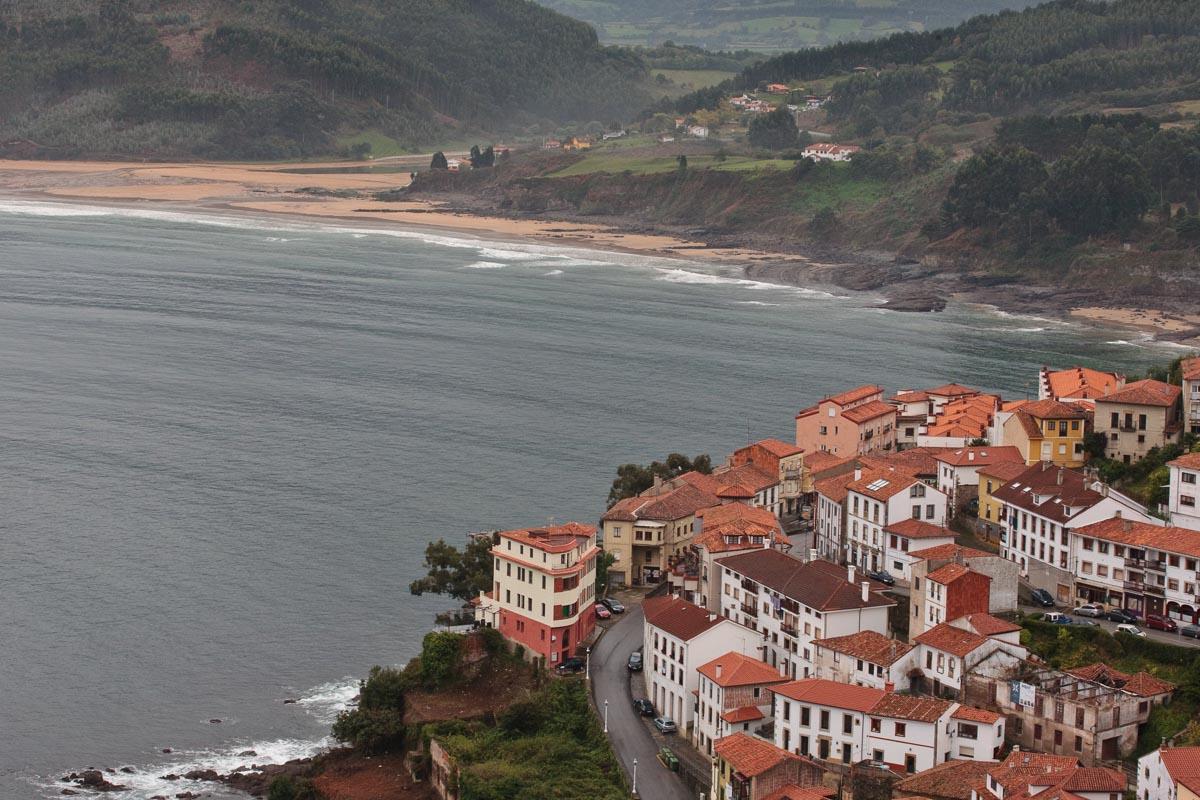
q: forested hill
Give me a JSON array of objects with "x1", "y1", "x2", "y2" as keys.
[
  {"x1": 0, "y1": 0, "x2": 649, "y2": 160},
  {"x1": 678, "y1": 0, "x2": 1200, "y2": 115}
]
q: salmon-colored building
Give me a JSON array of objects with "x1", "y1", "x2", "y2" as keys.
[{"x1": 796, "y1": 385, "x2": 897, "y2": 457}]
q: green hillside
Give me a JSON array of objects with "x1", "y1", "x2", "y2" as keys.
[
  {"x1": 0, "y1": 0, "x2": 650, "y2": 159},
  {"x1": 535, "y1": 0, "x2": 1042, "y2": 52}
]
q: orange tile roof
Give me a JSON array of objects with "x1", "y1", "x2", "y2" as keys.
[
  {"x1": 498, "y1": 522, "x2": 596, "y2": 553},
  {"x1": 1064, "y1": 663, "x2": 1176, "y2": 697},
  {"x1": 762, "y1": 786, "x2": 836, "y2": 800},
  {"x1": 951, "y1": 705, "x2": 1003, "y2": 723},
  {"x1": 895, "y1": 759, "x2": 992, "y2": 800},
  {"x1": 1044, "y1": 366, "x2": 1124, "y2": 400},
  {"x1": 935, "y1": 446, "x2": 1024, "y2": 467},
  {"x1": 843, "y1": 400, "x2": 898, "y2": 424},
  {"x1": 1098, "y1": 379, "x2": 1181, "y2": 407},
  {"x1": 815, "y1": 471, "x2": 858, "y2": 503},
  {"x1": 977, "y1": 461, "x2": 1029, "y2": 481},
  {"x1": 884, "y1": 519, "x2": 956, "y2": 540},
  {"x1": 698, "y1": 652, "x2": 789, "y2": 687},
  {"x1": 717, "y1": 462, "x2": 779, "y2": 493},
  {"x1": 774, "y1": 678, "x2": 885, "y2": 711},
  {"x1": 1074, "y1": 518, "x2": 1200, "y2": 559},
  {"x1": 755, "y1": 438, "x2": 805, "y2": 458},
  {"x1": 990, "y1": 463, "x2": 1112, "y2": 522},
  {"x1": 806, "y1": 451, "x2": 852, "y2": 474},
  {"x1": 827, "y1": 385, "x2": 883, "y2": 406},
  {"x1": 717, "y1": 550, "x2": 894, "y2": 612},
  {"x1": 848, "y1": 467, "x2": 924, "y2": 502},
  {"x1": 908, "y1": 543, "x2": 995, "y2": 561},
  {"x1": 928, "y1": 383, "x2": 980, "y2": 398},
  {"x1": 721, "y1": 705, "x2": 766, "y2": 723},
  {"x1": 1168, "y1": 452, "x2": 1200, "y2": 470},
  {"x1": 893, "y1": 390, "x2": 930, "y2": 403},
  {"x1": 1019, "y1": 399, "x2": 1091, "y2": 420},
  {"x1": 989, "y1": 751, "x2": 1081, "y2": 794},
  {"x1": 643, "y1": 595, "x2": 731, "y2": 641},
  {"x1": 927, "y1": 563, "x2": 982, "y2": 585},
  {"x1": 601, "y1": 477, "x2": 721, "y2": 523},
  {"x1": 1160, "y1": 748, "x2": 1200, "y2": 792},
  {"x1": 870, "y1": 693, "x2": 952, "y2": 722},
  {"x1": 714, "y1": 732, "x2": 810, "y2": 777},
  {"x1": 1058, "y1": 768, "x2": 1127, "y2": 792},
  {"x1": 813, "y1": 630, "x2": 913, "y2": 666},
  {"x1": 962, "y1": 613, "x2": 1020, "y2": 636},
  {"x1": 914, "y1": 623, "x2": 989, "y2": 657}
]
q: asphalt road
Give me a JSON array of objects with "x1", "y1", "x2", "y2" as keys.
[
  {"x1": 591, "y1": 606, "x2": 693, "y2": 800},
  {"x1": 1018, "y1": 604, "x2": 1200, "y2": 649}
]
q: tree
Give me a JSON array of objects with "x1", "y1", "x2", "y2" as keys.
[
  {"x1": 1049, "y1": 145, "x2": 1152, "y2": 236},
  {"x1": 469, "y1": 144, "x2": 482, "y2": 167},
  {"x1": 410, "y1": 534, "x2": 496, "y2": 602},
  {"x1": 330, "y1": 665, "x2": 409, "y2": 754},
  {"x1": 607, "y1": 453, "x2": 712, "y2": 507},
  {"x1": 431, "y1": 151, "x2": 448, "y2": 170},
  {"x1": 747, "y1": 106, "x2": 798, "y2": 150},
  {"x1": 809, "y1": 207, "x2": 841, "y2": 242},
  {"x1": 943, "y1": 146, "x2": 1049, "y2": 228},
  {"x1": 676, "y1": 154, "x2": 688, "y2": 173}
]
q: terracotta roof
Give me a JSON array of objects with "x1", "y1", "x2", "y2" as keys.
[
  {"x1": 1064, "y1": 663, "x2": 1176, "y2": 697},
  {"x1": 721, "y1": 706, "x2": 766, "y2": 724},
  {"x1": 843, "y1": 400, "x2": 898, "y2": 424},
  {"x1": 762, "y1": 787, "x2": 836, "y2": 800},
  {"x1": 1018, "y1": 399, "x2": 1090, "y2": 420},
  {"x1": 714, "y1": 732, "x2": 811, "y2": 777},
  {"x1": 990, "y1": 463, "x2": 1120, "y2": 523},
  {"x1": 989, "y1": 752, "x2": 1081, "y2": 794},
  {"x1": 848, "y1": 467, "x2": 925, "y2": 502},
  {"x1": 601, "y1": 478, "x2": 721, "y2": 522},
  {"x1": 715, "y1": 462, "x2": 779, "y2": 494},
  {"x1": 927, "y1": 563, "x2": 986, "y2": 586},
  {"x1": 861, "y1": 448, "x2": 953, "y2": 478},
  {"x1": 928, "y1": 383, "x2": 980, "y2": 398},
  {"x1": 1184, "y1": 357, "x2": 1200, "y2": 381},
  {"x1": 754, "y1": 438, "x2": 805, "y2": 458},
  {"x1": 1043, "y1": 366, "x2": 1124, "y2": 400},
  {"x1": 895, "y1": 759, "x2": 992, "y2": 800},
  {"x1": 951, "y1": 705, "x2": 1003, "y2": 723},
  {"x1": 824, "y1": 385, "x2": 883, "y2": 408},
  {"x1": 1074, "y1": 518, "x2": 1200, "y2": 559},
  {"x1": 717, "y1": 482, "x2": 758, "y2": 499},
  {"x1": 908, "y1": 543, "x2": 994, "y2": 561},
  {"x1": 977, "y1": 461, "x2": 1030, "y2": 481},
  {"x1": 962, "y1": 613, "x2": 1020, "y2": 636},
  {"x1": 914, "y1": 623, "x2": 989, "y2": 657},
  {"x1": 699, "y1": 652, "x2": 789, "y2": 687},
  {"x1": 694, "y1": 503, "x2": 788, "y2": 553},
  {"x1": 813, "y1": 630, "x2": 913, "y2": 666},
  {"x1": 935, "y1": 446, "x2": 1024, "y2": 467},
  {"x1": 893, "y1": 390, "x2": 930, "y2": 404},
  {"x1": 815, "y1": 471, "x2": 858, "y2": 504},
  {"x1": 1097, "y1": 379, "x2": 1181, "y2": 407},
  {"x1": 884, "y1": 519, "x2": 956, "y2": 540},
  {"x1": 643, "y1": 595, "x2": 731, "y2": 641},
  {"x1": 1168, "y1": 452, "x2": 1200, "y2": 470},
  {"x1": 774, "y1": 678, "x2": 885, "y2": 712},
  {"x1": 498, "y1": 522, "x2": 595, "y2": 553},
  {"x1": 1160, "y1": 748, "x2": 1200, "y2": 792},
  {"x1": 1058, "y1": 768, "x2": 1127, "y2": 792},
  {"x1": 806, "y1": 451, "x2": 852, "y2": 474},
  {"x1": 717, "y1": 549, "x2": 894, "y2": 612},
  {"x1": 870, "y1": 693, "x2": 952, "y2": 722}
]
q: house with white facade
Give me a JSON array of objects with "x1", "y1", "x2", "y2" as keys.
[
  {"x1": 814, "y1": 469, "x2": 856, "y2": 561},
  {"x1": 912, "y1": 621, "x2": 1027, "y2": 698},
  {"x1": 1138, "y1": 746, "x2": 1200, "y2": 800},
  {"x1": 772, "y1": 679, "x2": 1004, "y2": 773},
  {"x1": 1166, "y1": 452, "x2": 1200, "y2": 532},
  {"x1": 882, "y1": 519, "x2": 957, "y2": 583},
  {"x1": 934, "y1": 446, "x2": 1025, "y2": 511},
  {"x1": 642, "y1": 594, "x2": 759, "y2": 737},
  {"x1": 811, "y1": 629, "x2": 916, "y2": 689},
  {"x1": 993, "y1": 462, "x2": 1158, "y2": 604},
  {"x1": 845, "y1": 465, "x2": 948, "y2": 573},
  {"x1": 695, "y1": 652, "x2": 791, "y2": 755},
  {"x1": 976, "y1": 751, "x2": 1127, "y2": 800},
  {"x1": 1184, "y1": 357, "x2": 1200, "y2": 436},
  {"x1": 716, "y1": 549, "x2": 893, "y2": 680}
]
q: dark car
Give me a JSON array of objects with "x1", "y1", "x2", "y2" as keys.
[
  {"x1": 1145, "y1": 614, "x2": 1179, "y2": 632},
  {"x1": 867, "y1": 569, "x2": 896, "y2": 586},
  {"x1": 555, "y1": 657, "x2": 586, "y2": 674},
  {"x1": 600, "y1": 597, "x2": 626, "y2": 614},
  {"x1": 633, "y1": 698, "x2": 655, "y2": 716},
  {"x1": 1030, "y1": 588, "x2": 1056, "y2": 608},
  {"x1": 627, "y1": 651, "x2": 643, "y2": 672},
  {"x1": 1105, "y1": 608, "x2": 1139, "y2": 624},
  {"x1": 1180, "y1": 624, "x2": 1200, "y2": 639}
]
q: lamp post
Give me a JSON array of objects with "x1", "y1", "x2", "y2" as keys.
[
  {"x1": 604, "y1": 699, "x2": 609, "y2": 734},
  {"x1": 632, "y1": 758, "x2": 638, "y2": 796},
  {"x1": 586, "y1": 646, "x2": 591, "y2": 680}
]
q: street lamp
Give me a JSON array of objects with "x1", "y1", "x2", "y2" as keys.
[
  {"x1": 632, "y1": 758, "x2": 638, "y2": 796},
  {"x1": 604, "y1": 699, "x2": 609, "y2": 733},
  {"x1": 586, "y1": 646, "x2": 591, "y2": 680}
]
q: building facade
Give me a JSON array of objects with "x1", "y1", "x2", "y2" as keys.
[
  {"x1": 695, "y1": 652, "x2": 791, "y2": 755},
  {"x1": 1095, "y1": 380, "x2": 1183, "y2": 464},
  {"x1": 1166, "y1": 453, "x2": 1200, "y2": 532},
  {"x1": 796, "y1": 385, "x2": 897, "y2": 457},
  {"x1": 1000, "y1": 400, "x2": 1090, "y2": 468},
  {"x1": 1138, "y1": 746, "x2": 1200, "y2": 800}
]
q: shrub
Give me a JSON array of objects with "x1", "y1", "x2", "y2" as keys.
[
  {"x1": 331, "y1": 707, "x2": 407, "y2": 754},
  {"x1": 421, "y1": 631, "x2": 464, "y2": 689},
  {"x1": 267, "y1": 775, "x2": 317, "y2": 800}
]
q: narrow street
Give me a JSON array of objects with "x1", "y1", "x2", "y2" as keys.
[
  {"x1": 590, "y1": 605, "x2": 695, "y2": 800},
  {"x1": 1017, "y1": 604, "x2": 1200, "y2": 649}
]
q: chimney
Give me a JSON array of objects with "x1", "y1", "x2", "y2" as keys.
[
  {"x1": 861, "y1": 581, "x2": 870, "y2": 603},
  {"x1": 809, "y1": 548, "x2": 819, "y2": 563},
  {"x1": 709, "y1": 613, "x2": 718, "y2": 622},
  {"x1": 1056, "y1": 468, "x2": 1064, "y2": 485},
  {"x1": 716, "y1": 664, "x2": 723, "y2": 680},
  {"x1": 1123, "y1": 519, "x2": 1132, "y2": 533},
  {"x1": 854, "y1": 467, "x2": 863, "y2": 481},
  {"x1": 848, "y1": 564, "x2": 856, "y2": 584},
  {"x1": 885, "y1": 681, "x2": 895, "y2": 693}
]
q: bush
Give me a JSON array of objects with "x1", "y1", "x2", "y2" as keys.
[
  {"x1": 421, "y1": 631, "x2": 465, "y2": 689},
  {"x1": 331, "y1": 707, "x2": 407, "y2": 754}
]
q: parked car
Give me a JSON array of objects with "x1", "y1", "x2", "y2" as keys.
[
  {"x1": 1105, "y1": 608, "x2": 1139, "y2": 624},
  {"x1": 1030, "y1": 588, "x2": 1056, "y2": 607},
  {"x1": 1115, "y1": 624, "x2": 1147, "y2": 638},
  {"x1": 633, "y1": 698, "x2": 655, "y2": 716},
  {"x1": 866, "y1": 569, "x2": 896, "y2": 586},
  {"x1": 1044, "y1": 612, "x2": 1072, "y2": 625},
  {"x1": 627, "y1": 651, "x2": 643, "y2": 672},
  {"x1": 1180, "y1": 624, "x2": 1200, "y2": 640},
  {"x1": 594, "y1": 604, "x2": 612, "y2": 620},
  {"x1": 1145, "y1": 614, "x2": 1179, "y2": 632},
  {"x1": 654, "y1": 717, "x2": 678, "y2": 734},
  {"x1": 555, "y1": 657, "x2": 586, "y2": 674},
  {"x1": 1073, "y1": 603, "x2": 1104, "y2": 617},
  {"x1": 600, "y1": 597, "x2": 626, "y2": 614}
]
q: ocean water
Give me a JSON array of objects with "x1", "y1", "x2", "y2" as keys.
[{"x1": 0, "y1": 199, "x2": 1175, "y2": 798}]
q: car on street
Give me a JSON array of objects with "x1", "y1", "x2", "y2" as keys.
[
  {"x1": 555, "y1": 657, "x2": 586, "y2": 674},
  {"x1": 867, "y1": 569, "x2": 896, "y2": 586},
  {"x1": 1044, "y1": 612, "x2": 1072, "y2": 624},
  {"x1": 1073, "y1": 603, "x2": 1104, "y2": 617},
  {"x1": 653, "y1": 717, "x2": 677, "y2": 734},
  {"x1": 1181, "y1": 624, "x2": 1200, "y2": 639},
  {"x1": 1105, "y1": 608, "x2": 1139, "y2": 623},
  {"x1": 1145, "y1": 614, "x2": 1179, "y2": 632},
  {"x1": 633, "y1": 698, "x2": 655, "y2": 716},
  {"x1": 627, "y1": 650, "x2": 643, "y2": 672},
  {"x1": 594, "y1": 604, "x2": 612, "y2": 620},
  {"x1": 1030, "y1": 588, "x2": 1056, "y2": 607},
  {"x1": 600, "y1": 597, "x2": 626, "y2": 614},
  {"x1": 1115, "y1": 624, "x2": 1147, "y2": 638}
]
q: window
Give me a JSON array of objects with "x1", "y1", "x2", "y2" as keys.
[
  {"x1": 894, "y1": 722, "x2": 907, "y2": 737},
  {"x1": 843, "y1": 715, "x2": 853, "y2": 734},
  {"x1": 1034, "y1": 723, "x2": 1043, "y2": 739},
  {"x1": 905, "y1": 755, "x2": 916, "y2": 773},
  {"x1": 1075, "y1": 735, "x2": 1083, "y2": 752},
  {"x1": 1183, "y1": 472, "x2": 1197, "y2": 485},
  {"x1": 819, "y1": 709, "x2": 830, "y2": 731}
]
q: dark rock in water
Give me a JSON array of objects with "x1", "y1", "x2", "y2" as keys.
[
  {"x1": 175, "y1": 794, "x2": 200, "y2": 800},
  {"x1": 151, "y1": 796, "x2": 167, "y2": 800},
  {"x1": 208, "y1": 718, "x2": 222, "y2": 724},
  {"x1": 120, "y1": 767, "x2": 135, "y2": 774},
  {"x1": 183, "y1": 769, "x2": 219, "y2": 782},
  {"x1": 237, "y1": 750, "x2": 257, "y2": 757},
  {"x1": 74, "y1": 770, "x2": 128, "y2": 792},
  {"x1": 61, "y1": 791, "x2": 78, "y2": 796},
  {"x1": 160, "y1": 774, "x2": 179, "y2": 781},
  {"x1": 879, "y1": 292, "x2": 947, "y2": 312},
  {"x1": 106, "y1": 769, "x2": 116, "y2": 774},
  {"x1": 282, "y1": 699, "x2": 297, "y2": 704},
  {"x1": 161, "y1": 748, "x2": 173, "y2": 754}
]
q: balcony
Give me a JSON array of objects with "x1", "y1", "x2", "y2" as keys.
[
  {"x1": 1143, "y1": 583, "x2": 1166, "y2": 597},
  {"x1": 741, "y1": 579, "x2": 759, "y2": 594},
  {"x1": 1123, "y1": 580, "x2": 1145, "y2": 593},
  {"x1": 740, "y1": 601, "x2": 759, "y2": 616},
  {"x1": 1145, "y1": 560, "x2": 1167, "y2": 574},
  {"x1": 781, "y1": 622, "x2": 799, "y2": 637}
]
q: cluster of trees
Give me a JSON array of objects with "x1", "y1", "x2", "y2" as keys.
[
  {"x1": 747, "y1": 106, "x2": 800, "y2": 149},
  {"x1": 824, "y1": 65, "x2": 941, "y2": 135},
  {"x1": 938, "y1": 116, "x2": 1200, "y2": 241},
  {"x1": 607, "y1": 452, "x2": 712, "y2": 506}
]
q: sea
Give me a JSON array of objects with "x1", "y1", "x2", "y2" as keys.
[{"x1": 0, "y1": 198, "x2": 1178, "y2": 798}]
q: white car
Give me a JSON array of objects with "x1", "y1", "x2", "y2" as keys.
[
  {"x1": 1073, "y1": 603, "x2": 1104, "y2": 618},
  {"x1": 1116, "y1": 623, "x2": 1147, "y2": 638}
]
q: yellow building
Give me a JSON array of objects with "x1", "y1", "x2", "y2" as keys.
[
  {"x1": 976, "y1": 461, "x2": 1029, "y2": 536},
  {"x1": 1001, "y1": 399, "x2": 1090, "y2": 468}
]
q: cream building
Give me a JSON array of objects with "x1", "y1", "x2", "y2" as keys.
[{"x1": 1095, "y1": 379, "x2": 1183, "y2": 464}]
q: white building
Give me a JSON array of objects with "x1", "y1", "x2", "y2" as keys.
[
  {"x1": 811, "y1": 629, "x2": 916, "y2": 689},
  {"x1": 1138, "y1": 746, "x2": 1200, "y2": 800},
  {"x1": 977, "y1": 750, "x2": 1126, "y2": 800},
  {"x1": 934, "y1": 446, "x2": 1025, "y2": 510},
  {"x1": 802, "y1": 143, "x2": 861, "y2": 162},
  {"x1": 814, "y1": 470, "x2": 855, "y2": 561},
  {"x1": 643, "y1": 594, "x2": 759, "y2": 736},
  {"x1": 882, "y1": 519, "x2": 957, "y2": 583},
  {"x1": 845, "y1": 466, "x2": 948, "y2": 573},
  {"x1": 1184, "y1": 357, "x2": 1200, "y2": 436},
  {"x1": 772, "y1": 678, "x2": 1004, "y2": 772},
  {"x1": 716, "y1": 549, "x2": 893, "y2": 680},
  {"x1": 912, "y1": 621, "x2": 1027, "y2": 698},
  {"x1": 695, "y1": 651, "x2": 790, "y2": 755},
  {"x1": 1166, "y1": 453, "x2": 1200, "y2": 532}
]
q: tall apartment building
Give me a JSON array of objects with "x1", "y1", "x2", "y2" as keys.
[{"x1": 796, "y1": 385, "x2": 897, "y2": 457}]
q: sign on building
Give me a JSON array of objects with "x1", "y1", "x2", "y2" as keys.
[{"x1": 1009, "y1": 680, "x2": 1036, "y2": 708}]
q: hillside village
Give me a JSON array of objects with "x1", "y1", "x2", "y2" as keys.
[{"x1": 441, "y1": 356, "x2": 1200, "y2": 800}]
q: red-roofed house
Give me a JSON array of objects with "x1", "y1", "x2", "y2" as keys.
[
  {"x1": 695, "y1": 652, "x2": 791, "y2": 754},
  {"x1": 1166, "y1": 452, "x2": 1200, "y2": 532},
  {"x1": 796, "y1": 385, "x2": 897, "y2": 458},
  {"x1": 913, "y1": 621, "x2": 1026, "y2": 698},
  {"x1": 1040, "y1": 366, "x2": 1126, "y2": 403},
  {"x1": 883, "y1": 519, "x2": 958, "y2": 583},
  {"x1": 811, "y1": 629, "x2": 916, "y2": 689},
  {"x1": 728, "y1": 438, "x2": 808, "y2": 520},
  {"x1": 923, "y1": 564, "x2": 991, "y2": 630},
  {"x1": 772, "y1": 679, "x2": 1004, "y2": 771},
  {"x1": 1000, "y1": 399, "x2": 1091, "y2": 469},
  {"x1": 1139, "y1": 746, "x2": 1200, "y2": 800},
  {"x1": 909, "y1": 547, "x2": 1019, "y2": 638},
  {"x1": 678, "y1": 501, "x2": 790, "y2": 611},
  {"x1": 846, "y1": 464, "x2": 949, "y2": 574},
  {"x1": 935, "y1": 446, "x2": 1025, "y2": 512},
  {"x1": 643, "y1": 595, "x2": 759, "y2": 735},
  {"x1": 474, "y1": 522, "x2": 599, "y2": 666},
  {"x1": 1095, "y1": 380, "x2": 1183, "y2": 464},
  {"x1": 713, "y1": 732, "x2": 825, "y2": 800}
]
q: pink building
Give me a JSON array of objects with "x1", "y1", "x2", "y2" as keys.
[{"x1": 796, "y1": 385, "x2": 897, "y2": 457}]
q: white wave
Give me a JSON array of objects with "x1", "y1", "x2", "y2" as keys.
[
  {"x1": 462, "y1": 261, "x2": 506, "y2": 270},
  {"x1": 544, "y1": 269, "x2": 565, "y2": 276},
  {"x1": 655, "y1": 267, "x2": 776, "y2": 290},
  {"x1": 264, "y1": 236, "x2": 293, "y2": 243},
  {"x1": 736, "y1": 300, "x2": 781, "y2": 307},
  {"x1": 296, "y1": 677, "x2": 361, "y2": 725},
  {"x1": 476, "y1": 247, "x2": 543, "y2": 262},
  {"x1": 1106, "y1": 340, "x2": 1143, "y2": 347}
]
